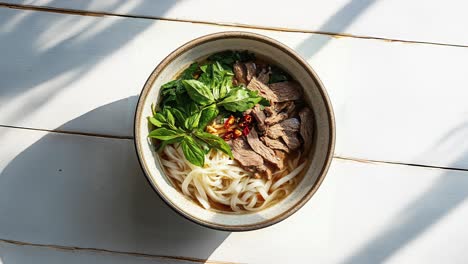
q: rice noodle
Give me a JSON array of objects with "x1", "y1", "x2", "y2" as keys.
[{"x1": 160, "y1": 144, "x2": 306, "y2": 212}]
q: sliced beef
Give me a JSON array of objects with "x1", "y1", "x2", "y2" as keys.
[
  {"x1": 230, "y1": 138, "x2": 267, "y2": 173},
  {"x1": 264, "y1": 106, "x2": 275, "y2": 117},
  {"x1": 274, "y1": 150, "x2": 287, "y2": 171},
  {"x1": 246, "y1": 128, "x2": 283, "y2": 169},
  {"x1": 274, "y1": 101, "x2": 293, "y2": 113},
  {"x1": 247, "y1": 77, "x2": 277, "y2": 102},
  {"x1": 257, "y1": 68, "x2": 270, "y2": 84},
  {"x1": 244, "y1": 62, "x2": 257, "y2": 82},
  {"x1": 266, "y1": 118, "x2": 300, "y2": 139},
  {"x1": 281, "y1": 132, "x2": 301, "y2": 150},
  {"x1": 262, "y1": 136, "x2": 290, "y2": 153},
  {"x1": 265, "y1": 112, "x2": 288, "y2": 125},
  {"x1": 299, "y1": 107, "x2": 314, "y2": 152},
  {"x1": 233, "y1": 62, "x2": 247, "y2": 84},
  {"x1": 285, "y1": 101, "x2": 296, "y2": 116},
  {"x1": 269, "y1": 81, "x2": 302, "y2": 102},
  {"x1": 251, "y1": 105, "x2": 267, "y2": 132}
]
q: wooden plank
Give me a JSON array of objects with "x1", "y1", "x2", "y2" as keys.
[
  {"x1": 1, "y1": 8, "x2": 468, "y2": 169},
  {"x1": 1, "y1": 126, "x2": 468, "y2": 263},
  {"x1": 1, "y1": 0, "x2": 467, "y2": 46},
  {"x1": 0, "y1": 240, "x2": 202, "y2": 264}
]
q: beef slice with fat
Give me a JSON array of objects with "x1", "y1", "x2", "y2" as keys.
[{"x1": 246, "y1": 128, "x2": 283, "y2": 169}]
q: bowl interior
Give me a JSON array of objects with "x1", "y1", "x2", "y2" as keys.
[{"x1": 135, "y1": 32, "x2": 334, "y2": 231}]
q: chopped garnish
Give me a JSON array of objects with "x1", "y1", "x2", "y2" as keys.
[
  {"x1": 242, "y1": 126, "x2": 250, "y2": 136},
  {"x1": 233, "y1": 129, "x2": 243, "y2": 139},
  {"x1": 224, "y1": 115, "x2": 235, "y2": 129}
]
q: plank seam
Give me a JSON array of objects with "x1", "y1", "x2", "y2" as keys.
[
  {"x1": 335, "y1": 156, "x2": 468, "y2": 173},
  {"x1": 0, "y1": 238, "x2": 239, "y2": 264},
  {"x1": 3, "y1": 125, "x2": 468, "y2": 172},
  {"x1": 0, "y1": 2, "x2": 467, "y2": 49},
  {"x1": 0, "y1": 125, "x2": 134, "y2": 140}
]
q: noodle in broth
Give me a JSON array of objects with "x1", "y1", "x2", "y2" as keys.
[{"x1": 160, "y1": 144, "x2": 305, "y2": 212}]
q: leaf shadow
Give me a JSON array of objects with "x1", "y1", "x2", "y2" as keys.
[
  {"x1": 295, "y1": 0, "x2": 377, "y2": 58},
  {"x1": 341, "y1": 124, "x2": 468, "y2": 263},
  {"x1": 0, "y1": 96, "x2": 230, "y2": 261},
  {"x1": 0, "y1": 0, "x2": 175, "y2": 125}
]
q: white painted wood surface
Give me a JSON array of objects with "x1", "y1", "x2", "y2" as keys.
[
  {"x1": 0, "y1": 241, "x2": 199, "y2": 264},
  {"x1": 1, "y1": 3, "x2": 467, "y2": 264},
  {"x1": 1, "y1": 8, "x2": 468, "y2": 170},
  {"x1": 3, "y1": 0, "x2": 468, "y2": 46},
  {"x1": 1, "y1": 126, "x2": 468, "y2": 264}
]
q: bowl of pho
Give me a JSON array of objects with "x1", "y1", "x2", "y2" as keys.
[{"x1": 134, "y1": 31, "x2": 335, "y2": 231}]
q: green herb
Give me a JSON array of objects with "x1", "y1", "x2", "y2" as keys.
[
  {"x1": 148, "y1": 116, "x2": 162, "y2": 127},
  {"x1": 194, "y1": 131, "x2": 233, "y2": 158},
  {"x1": 208, "y1": 50, "x2": 255, "y2": 68},
  {"x1": 182, "y1": 80, "x2": 215, "y2": 105},
  {"x1": 160, "y1": 62, "x2": 200, "y2": 107},
  {"x1": 184, "y1": 111, "x2": 202, "y2": 130},
  {"x1": 148, "y1": 128, "x2": 184, "y2": 141},
  {"x1": 198, "y1": 104, "x2": 219, "y2": 130},
  {"x1": 181, "y1": 136, "x2": 205, "y2": 167},
  {"x1": 148, "y1": 51, "x2": 268, "y2": 167},
  {"x1": 218, "y1": 87, "x2": 268, "y2": 112}
]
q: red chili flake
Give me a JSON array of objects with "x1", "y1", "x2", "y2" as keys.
[
  {"x1": 242, "y1": 126, "x2": 250, "y2": 136},
  {"x1": 243, "y1": 114, "x2": 253, "y2": 124},
  {"x1": 233, "y1": 129, "x2": 243, "y2": 139},
  {"x1": 224, "y1": 115, "x2": 235, "y2": 129},
  {"x1": 222, "y1": 132, "x2": 233, "y2": 140}
]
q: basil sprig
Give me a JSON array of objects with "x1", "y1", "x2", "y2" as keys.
[{"x1": 148, "y1": 51, "x2": 268, "y2": 166}]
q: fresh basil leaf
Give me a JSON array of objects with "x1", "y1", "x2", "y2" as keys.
[
  {"x1": 194, "y1": 138, "x2": 210, "y2": 154},
  {"x1": 161, "y1": 94, "x2": 177, "y2": 108},
  {"x1": 198, "y1": 104, "x2": 219, "y2": 130},
  {"x1": 151, "y1": 103, "x2": 157, "y2": 116},
  {"x1": 163, "y1": 109, "x2": 175, "y2": 127},
  {"x1": 184, "y1": 111, "x2": 202, "y2": 130},
  {"x1": 182, "y1": 80, "x2": 215, "y2": 105},
  {"x1": 198, "y1": 64, "x2": 212, "y2": 85},
  {"x1": 218, "y1": 76, "x2": 231, "y2": 99},
  {"x1": 180, "y1": 62, "x2": 199, "y2": 80},
  {"x1": 212, "y1": 86, "x2": 220, "y2": 100},
  {"x1": 155, "y1": 136, "x2": 184, "y2": 152},
  {"x1": 194, "y1": 131, "x2": 233, "y2": 158},
  {"x1": 161, "y1": 80, "x2": 178, "y2": 90},
  {"x1": 211, "y1": 62, "x2": 225, "y2": 85},
  {"x1": 170, "y1": 107, "x2": 186, "y2": 127},
  {"x1": 217, "y1": 87, "x2": 264, "y2": 112},
  {"x1": 200, "y1": 64, "x2": 209, "y2": 73},
  {"x1": 183, "y1": 102, "x2": 199, "y2": 117},
  {"x1": 148, "y1": 128, "x2": 184, "y2": 140},
  {"x1": 154, "y1": 113, "x2": 166, "y2": 123},
  {"x1": 148, "y1": 116, "x2": 162, "y2": 127},
  {"x1": 174, "y1": 92, "x2": 192, "y2": 111},
  {"x1": 181, "y1": 137, "x2": 205, "y2": 167}
]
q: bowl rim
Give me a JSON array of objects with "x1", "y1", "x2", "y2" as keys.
[{"x1": 134, "y1": 31, "x2": 336, "y2": 231}]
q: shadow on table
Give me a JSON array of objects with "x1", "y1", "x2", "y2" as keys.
[
  {"x1": 0, "y1": 96, "x2": 230, "y2": 261},
  {"x1": 340, "y1": 125, "x2": 468, "y2": 264},
  {"x1": 0, "y1": 0, "x2": 178, "y2": 124},
  {"x1": 295, "y1": 0, "x2": 377, "y2": 58}
]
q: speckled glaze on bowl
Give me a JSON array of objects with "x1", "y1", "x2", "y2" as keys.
[{"x1": 134, "y1": 31, "x2": 335, "y2": 231}]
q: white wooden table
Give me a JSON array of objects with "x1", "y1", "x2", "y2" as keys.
[{"x1": 1, "y1": 1, "x2": 467, "y2": 263}]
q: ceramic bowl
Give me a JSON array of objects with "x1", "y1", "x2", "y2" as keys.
[{"x1": 134, "y1": 31, "x2": 335, "y2": 231}]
